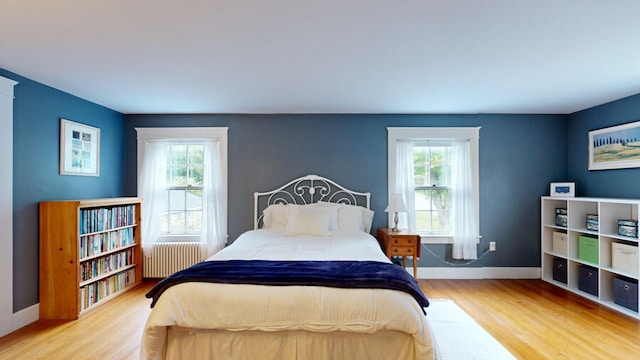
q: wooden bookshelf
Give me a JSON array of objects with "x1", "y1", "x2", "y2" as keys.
[{"x1": 39, "y1": 197, "x2": 143, "y2": 320}]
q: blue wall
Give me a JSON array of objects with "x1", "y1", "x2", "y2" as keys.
[
  {"x1": 568, "y1": 94, "x2": 640, "y2": 197},
  {"x1": 1, "y1": 69, "x2": 125, "y2": 312},
  {"x1": 125, "y1": 113, "x2": 567, "y2": 268}
]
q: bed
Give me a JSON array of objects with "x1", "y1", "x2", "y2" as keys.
[{"x1": 140, "y1": 174, "x2": 438, "y2": 359}]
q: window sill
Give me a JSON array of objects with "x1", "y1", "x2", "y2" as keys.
[
  {"x1": 419, "y1": 235, "x2": 454, "y2": 244},
  {"x1": 419, "y1": 234, "x2": 482, "y2": 245},
  {"x1": 157, "y1": 235, "x2": 201, "y2": 243}
]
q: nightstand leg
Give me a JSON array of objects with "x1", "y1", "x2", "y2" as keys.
[
  {"x1": 402, "y1": 257, "x2": 406, "y2": 268},
  {"x1": 413, "y1": 256, "x2": 417, "y2": 278}
]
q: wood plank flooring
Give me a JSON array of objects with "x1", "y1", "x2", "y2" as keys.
[
  {"x1": 420, "y1": 279, "x2": 640, "y2": 359},
  {"x1": 0, "y1": 282, "x2": 155, "y2": 360},
  {"x1": 0, "y1": 279, "x2": 638, "y2": 359}
]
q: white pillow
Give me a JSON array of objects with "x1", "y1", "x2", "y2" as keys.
[
  {"x1": 313, "y1": 201, "x2": 343, "y2": 230},
  {"x1": 263, "y1": 204, "x2": 296, "y2": 229},
  {"x1": 362, "y1": 208, "x2": 375, "y2": 233},
  {"x1": 335, "y1": 204, "x2": 365, "y2": 231},
  {"x1": 285, "y1": 206, "x2": 332, "y2": 236},
  {"x1": 263, "y1": 202, "x2": 374, "y2": 233}
]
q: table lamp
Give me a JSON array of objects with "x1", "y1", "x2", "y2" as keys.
[{"x1": 385, "y1": 193, "x2": 407, "y2": 232}]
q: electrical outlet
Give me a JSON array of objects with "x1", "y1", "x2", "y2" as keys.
[{"x1": 489, "y1": 242, "x2": 496, "y2": 251}]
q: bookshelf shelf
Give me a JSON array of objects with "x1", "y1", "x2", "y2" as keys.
[{"x1": 39, "y1": 197, "x2": 143, "y2": 320}]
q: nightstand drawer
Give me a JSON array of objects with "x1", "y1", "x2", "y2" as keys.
[
  {"x1": 390, "y1": 246, "x2": 415, "y2": 256},
  {"x1": 388, "y1": 237, "x2": 416, "y2": 246}
]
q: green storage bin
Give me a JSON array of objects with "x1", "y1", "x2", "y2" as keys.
[{"x1": 578, "y1": 235, "x2": 598, "y2": 264}]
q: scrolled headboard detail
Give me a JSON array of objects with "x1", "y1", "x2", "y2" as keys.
[{"x1": 253, "y1": 174, "x2": 371, "y2": 229}]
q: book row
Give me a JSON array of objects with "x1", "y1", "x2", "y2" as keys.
[
  {"x1": 80, "y1": 205, "x2": 136, "y2": 234},
  {"x1": 80, "y1": 268, "x2": 136, "y2": 311},
  {"x1": 80, "y1": 248, "x2": 135, "y2": 282},
  {"x1": 79, "y1": 227, "x2": 135, "y2": 259}
]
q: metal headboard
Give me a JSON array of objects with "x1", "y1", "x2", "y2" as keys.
[{"x1": 254, "y1": 174, "x2": 371, "y2": 229}]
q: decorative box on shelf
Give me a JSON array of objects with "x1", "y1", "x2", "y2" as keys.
[
  {"x1": 552, "y1": 257, "x2": 567, "y2": 284},
  {"x1": 555, "y1": 208, "x2": 568, "y2": 227},
  {"x1": 552, "y1": 231, "x2": 567, "y2": 256},
  {"x1": 614, "y1": 276, "x2": 639, "y2": 312},
  {"x1": 618, "y1": 219, "x2": 638, "y2": 238},
  {"x1": 612, "y1": 242, "x2": 639, "y2": 275},
  {"x1": 586, "y1": 214, "x2": 599, "y2": 231},
  {"x1": 579, "y1": 265, "x2": 599, "y2": 296},
  {"x1": 578, "y1": 235, "x2": 598, "y2": 264}
]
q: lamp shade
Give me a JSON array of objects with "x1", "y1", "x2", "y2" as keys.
[{"x1": 385, "y1": 193, "x2": 407, "y2": 213}]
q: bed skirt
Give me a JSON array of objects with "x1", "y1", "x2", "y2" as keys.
[{"x1": 164, "y1": 327, "x2": 434, "y2": 360}]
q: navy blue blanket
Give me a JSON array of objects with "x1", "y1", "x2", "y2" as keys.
[{"x1": 146, "y1": 260, "x2": 429, "y2": 312}]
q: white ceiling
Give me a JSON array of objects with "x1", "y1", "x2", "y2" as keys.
[{"x1": 1, "y1": 0, "x2": 640, "y2": 115}]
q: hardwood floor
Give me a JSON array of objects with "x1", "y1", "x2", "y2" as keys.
[
  {"x1": 0, "y1": 282, "x2": 156, "y2": 360},
  {"x1": 420, "y1": 279, "x2": 640, "y2": 359},
  {"x1": 0, "y1": 279, "x2": 638, "y2": 359}
]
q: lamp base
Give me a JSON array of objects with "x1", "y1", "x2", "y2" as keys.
[{"x1": 391, "y1": 212, "x2": 400, "y2": 232}]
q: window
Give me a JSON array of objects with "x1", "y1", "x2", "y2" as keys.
[
  {"x1": 387, "y1": 127, "x2": 480, "y2": 259},
  {"x1": 165, "y1": 143, "x2": 204, "y2": 235},
  {"x1": 413, "y1": 141, "x2": 452, "y2": 235},
  {"x1": 136, "y1": 127, "x2": 228, "y2": 258}
]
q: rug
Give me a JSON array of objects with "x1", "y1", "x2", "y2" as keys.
[{"x1": 426, "y1": 300, "x2": 516, "y2": 360}]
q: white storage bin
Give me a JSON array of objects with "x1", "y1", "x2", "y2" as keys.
[
  {"x1": 612, "y1": 242, "x2": 639, "y2": 275},
  {"x1": 552, "y1": 232, "x2": 567, "y2": 256}
]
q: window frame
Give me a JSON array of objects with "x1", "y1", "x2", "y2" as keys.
[
  {"x1": 136, "y1": 127, "x2": 228, "y2": 242},
  {"x1": 387, "y1": 127, "x2": 480, "y2": 244}
]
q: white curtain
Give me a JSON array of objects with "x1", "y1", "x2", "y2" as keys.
[
  {"x1": 394, "y1": 140, "x2": 416, "y2": 232},
  {"x1": 138, "y1": 141, "x2": 168, "y2": 256},
  {"x1": 451, "y1": 140, "x2": 478, "y2": 259},
  {"x1": 201, "y1": 140, "x2": 226, "y2": 259}
]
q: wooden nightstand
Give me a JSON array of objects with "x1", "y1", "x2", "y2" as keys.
[{"x1": 376, "y1": 228, "x2": 421, "y2": 278}]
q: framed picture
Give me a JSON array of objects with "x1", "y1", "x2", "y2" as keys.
[
  {"x1": 589, "y1": 120, "x2": 640, "y2": 170},
  {"x1": 550, "y1": 182, "x2": 575, "y2": 197},
  {"x1": 60, "y1": 119, "x2": 100, "y2": 176}
]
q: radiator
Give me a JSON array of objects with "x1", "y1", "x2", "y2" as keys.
[{"x1": 143, "y1": 242, "x2": 202, "y2": 278}]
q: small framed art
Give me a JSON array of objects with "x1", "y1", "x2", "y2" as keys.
[
  {"x1": 60, "y1": 119, "x2": 100, "y2": 176},
  {"x1": 550, "y1": 182, "x2": 575, "y2": 197}
]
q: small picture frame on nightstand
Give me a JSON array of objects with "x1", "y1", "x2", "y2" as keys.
[{"x1": 550, "y1": 182, "x2": 575, "y2": 197}]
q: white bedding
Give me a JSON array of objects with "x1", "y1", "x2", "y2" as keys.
[
  {"x1": 140, "y1": 230, "x2": 435, "y2": 360},
  {"x1": 210, "y1": 229, "x2": 392, "y2": 262}
]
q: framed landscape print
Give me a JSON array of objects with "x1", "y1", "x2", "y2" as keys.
[
  {"x1": 589, "y1": 120, "x2": 640, "y2": 171},
  {"x1": 60, "y1": 119, "x2": 100, "y2": 176}
]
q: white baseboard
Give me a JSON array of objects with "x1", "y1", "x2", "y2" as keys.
[
  {"x1": 12, "y1": 303, "x2": 39, "y2": 331},
  {"x1": 416, "y1": 267, "x2": 541, "y2": 279}
]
